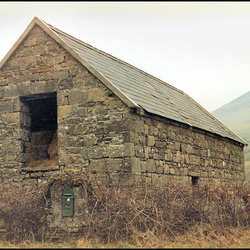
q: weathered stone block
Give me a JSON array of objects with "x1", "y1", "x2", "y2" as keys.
[
  {"x1": 140, "y1": 161, "x2": 147, "y2": 172},
  {"x1": 105, "y1": 119, "x2": 132, "y2": 133},
  {"x1": 17, "y1": 128, "x2": 29, "y2": 141},
  {"x1": 147, "y1": 135, "x2": 155, "y2": 147},
  {"x1": 156, "y1": 165, "x2": 164, "y2": 174},
  {"x1": 68, "y1": 91, "x2": 87, "y2": 105},
  {"x1": 84, "y1": 146, "x2": 104, "y2": 159},
  {"x1": 173, "y1": 151, "x2": 181, "y2": 163},
  {"x1": 161, "y1": 174, "x2": 169, "y2": 186},
  {"x1": 152, "y1": 173, "x2": 161, "y2": 186},
  {"x1": 135, "y1": 144, "x2": 144, "y2": 158},
  {"x1": 59, "y1": 154, "x2": 83, "y2": 166},
  {"x1": 58, "y1": 105, "x2": 72, "y2": 119},
  {"x1": 169, "y1": 168, "x2": 175, "y2": 175},
  {"x1": 87, "y1": 89, "x2": 105, "y2": 102},
  {"x1": 6, "y1": 112, "x2": 19, "y2": 123},
  {"x1": 61, "y1": 57, "x2": 78, "y2": 68},
  {"x1": 0, "y1": 72, "x2": 14, "y2": 78},
  {"x1": 144, "y1": 146, "x2": 150, "y2": 159},
  {"x1": 106, "y1": 158, "x2": 124, "y2": 172},
  {"x1": 165, "y1": 149, "x2": 173, "y2": 162},
  {"x1": 144, "y1": 124, "x2": 149, "y2": 135},
  {"x1": 163, "y1": 164, "x2": 169, "y2": 174},
  {"x1": 0, "y1": 102, "x2": 13, "y2": 112},
  {"x1": 24, "y1": 39, "x2": 37, "y2": 47},
  {"x1": 59, "y1": 78, "x2": 74, "y2": 90},
  {"x1": 77, "y1": 107, "x2": 87, "y2": 117},
  {"x1": 131, "y1": 157, "x2": 140, "y2": 173},
  {"x1": 28, "y1": 65, "x2": 52, "y2": 73},
  {"x1": 174, "y1": 142, "x2": 180, "y2": 151},
  {"x1": 133, "y1": 120, "x2": 144, "y2": 133},
  {"x1": 4, "y1": 154, "x2": 17, "y2": 162},
  {"x1": 20, "y1": 56, "x2": 36, "y2": 69},
  {"x1": 145, "y1": 175, "x2": 152, "y2": 186},
  {"x1": 58, "y1": 134, "x2": 76, "y2": 147},
  {"x1": 89, "y1": 159, "x2": 106, "y2": 172},
  {"x1": 147, "y1": 159, "x2": 156, "y2": 172},
  {"x1": 106, "y1": 143, "x2": 135, "y2": 158}
]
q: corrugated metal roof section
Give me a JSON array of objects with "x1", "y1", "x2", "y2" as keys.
[{"x1": 47, "y1": 23, "x2": 245, "y2": 145}]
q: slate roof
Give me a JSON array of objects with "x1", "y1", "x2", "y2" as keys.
[{"x1": 0, "y1": 17, "x2": 247, "y2": 145}]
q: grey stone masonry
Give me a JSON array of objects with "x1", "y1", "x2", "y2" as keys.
[{"x1": 129, "y1": 112, "x2": 245, "y2": 186}]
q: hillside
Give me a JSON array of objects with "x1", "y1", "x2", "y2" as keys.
[{"x1": 211, "y1": 91, "x2": 250, "y2": 182}]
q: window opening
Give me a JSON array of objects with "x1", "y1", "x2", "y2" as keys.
[
  {"x1": 191, "y1": 176, "x2": 199, "y2": 186},
  {"x1": 20, "y1": 92, "x2": 58, "y2": 167}
]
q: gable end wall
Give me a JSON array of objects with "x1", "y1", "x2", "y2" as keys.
[{"x1": 0, "y1": 25, "x2": 137, "y2": 188}]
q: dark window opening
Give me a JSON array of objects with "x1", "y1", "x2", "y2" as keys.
[
  {"x1": 28, "y1": 96, "x2": 57, "y2": 132},
  {"x1": 20, "y1": 92, "x2": 58, "y2": 167},
  {"x1": 191, "y1": 176, "x2": 199, "y2": 186}
]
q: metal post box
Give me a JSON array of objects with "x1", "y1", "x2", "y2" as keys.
[{"x1": 62, "y1": 188, "x2": 74, "y2": 217}]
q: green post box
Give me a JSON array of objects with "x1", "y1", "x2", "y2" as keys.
[{"x1": 62, "y1": 188, "x2": 74, "y2": 217}]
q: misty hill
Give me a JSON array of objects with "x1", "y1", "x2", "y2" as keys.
[
  {"x1": 211, "y1": 91, "x2": 250, "y2": 143},
  {"x1": 211, "y1": 91, "x2": 250, "y2": 182}
]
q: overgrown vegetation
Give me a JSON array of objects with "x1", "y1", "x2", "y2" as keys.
[
  {"x1": 0, "y1": 185, "x2": 47, "y2": 242},
  {"x1": 0, "y1": 174, "x2": 249, "y2": 248},
  {"x1": 84, "y1": 182, "x2": 249, "y2": 244}
]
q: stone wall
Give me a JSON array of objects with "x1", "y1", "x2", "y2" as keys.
[{"x1": 129, "y1": 112, "x2": 245, "y2": 186}]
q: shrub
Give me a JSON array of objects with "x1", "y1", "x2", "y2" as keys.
[
  {"x1": 83, "y1": 181, "x2": 250, "y2": 244},
  {"x1": 0, "y1": 185, "x2": 47, "y2": 242},
  {"x1": 0, "y1": 176, "x2": 249, "y2": 244}
]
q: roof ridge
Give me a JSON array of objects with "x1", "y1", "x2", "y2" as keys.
[
  {"x1": 46, "y1": 21, "x2": 184, "y2": 95},
  {"x1": 44, "y1": 21, "x2": 246, "y2": 145}
]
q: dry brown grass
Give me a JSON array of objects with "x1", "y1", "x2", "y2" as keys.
[
  {"x1": 0, "y1": 175, "x2": 249, "y2": 248},
  {"x1": 0, "y1": 185, "x2": 47, "y2": 243},
  {"x1": 75, "y1": 225, "x2": 250, "y2": 248},
  {"x1": 81, "y1": 181, "x2": 250, "y2": 244},
  {"x1": 0, "y1": 225, "x2": 248, "y2": 248}
]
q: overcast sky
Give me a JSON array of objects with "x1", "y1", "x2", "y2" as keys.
[{"x1": 0, "y1": 1, "x2": 249, "y2": 112}]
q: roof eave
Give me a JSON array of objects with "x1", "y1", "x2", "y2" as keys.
[{"x1": 183, "y1": 92, "x2": 248, "y2": 146}]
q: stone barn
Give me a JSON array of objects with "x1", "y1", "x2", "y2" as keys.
[
  {"x1": 0, "y1": 17, "x2": 247, "y2": 189},
  {"x1": 0, "y1": 16, "x2": 247, "y2": 233}
]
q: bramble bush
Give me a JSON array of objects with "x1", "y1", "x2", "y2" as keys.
[{"x1": 0, "y1": 174, "x2": 249, "y2": 244}]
